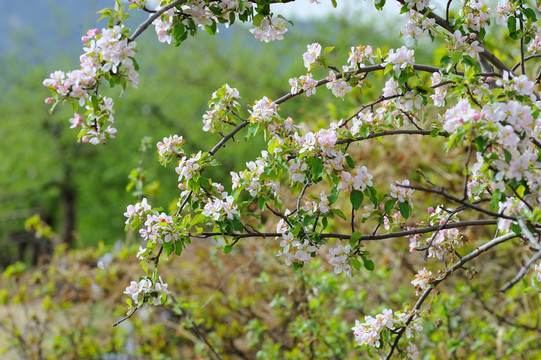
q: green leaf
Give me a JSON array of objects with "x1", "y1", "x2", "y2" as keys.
[
  {"x1": 440, "y1": 55, "x2": 452, "y2": 69},
  {"x1": 173, "y1": 22, "x2": 185, "y2": 39},
  {"x1": 331, "y1": 0, "x2": 338, "y2": 8},
  {"x1": 332, "y1": 208, "x2": 347, "y2": 220},
  {"x1": 374, "y1": 0, "x2": 385, "y2": 10},
  {"x1": 384, "y1": 199, "x2": 396, "y2": 216},
  {"x1": 475, "y1": 137, "x2": 488, "y2": 152},
  {"x1": 491, "y1": 190, "x2": 504, "y2": 210},
  {"x1": 368, "y1": 186, "x2": 378, "y2": 206},
  {"x1": 321, "y1": 216, "x2": 328, "y2": 231},
  {"x1": 349, "y1": 258, "x2": 361, "y2": 271},
  {"x1": 345, "y1": 155, "x2": 355, "y2": 169},
  {"x1": 205, "y1": 20, "x2": 217, "y2": 36},
  {"x1": 256, "y1": 197, "x2": 265, "y2": 211},
  {"x1": 163, "y1": 241, "x2": 175, "y2": 257},
  {"x1": 398, "y1": 202, "x2": 411, "y2": 219},
  {"x1": 277, "y1": 14, "x2": 294, "y2": 26},
  {"x1": 174, "y1": 239, "x2": 183, "y2": 255},
  {"x1": 190, "y1": 214, "x2": 206, "y2": 228},
  {"x1": 223, "y1": 245, "x2": 233, "y2": 254},
  {"x1": 232, "y1": 219, "x2": 244, "y2": 231},
  {"x1": 362, "y1": 257, "x2": 375, "y2": 271},
  {"x1": 311, "y1": 157, "x2": 324, "y2": 181},
  {"x1": 239, "y1": 0, "x2": 247, "y2": 13},
  {"x1": 323, "y1": 46, "x2": 335, "y2": 55},
  {"x1": 253, "y1": 14, "x2": 265, "y2": 27},
  {"x1": 349, "y1": 231, "x2": 362, "y2": 246},
  {"x1": 328, "y1": 186, "x2": 339, "y2": 205},
  {"x1": 350, "y1": 190, "x2": 364, "y2": 210},
  {"x1": 268, "y1": 137, "x2": 279, "y2": 154},
  {"x1": 503, "y1": 148, "x2": 512, "y2": 164},
  {"x1": 522, "y1": 7, "x2": 537, "y2": 21},
  {"x1": 507, "y1": 16, "x2": 517, "y2": 35}
]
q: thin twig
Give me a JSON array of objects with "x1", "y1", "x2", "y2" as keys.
[
  {"x1": 520, "y1": 17, "x2": 526, "y2": 75},
  {"x1": 336, "y1": 129, "x2": 435, "y2": 146},
  {"x1": 399, "y1": 183, "x2": 516, "y2": 220},
  {"x1": 113, "y1": 306, "x2": 140, "y2": 327},
  {"x1": 512, "y1": 54, "x2": 541, "y2": 72},
  {"x1": 500, "y1": 250, "x2": 541, "y2": 292}
]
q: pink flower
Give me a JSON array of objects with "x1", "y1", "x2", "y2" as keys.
[
  {"x1": 303, "y1": 42, "x2": 322, "y2": 70},
  {"x1": 250, "y1": 18, "x2": 288, "y2": 42}
]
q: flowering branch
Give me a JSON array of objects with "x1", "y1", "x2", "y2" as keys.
[
  {"x1": 385, "y1": 232, "x2": 517, "y2": 359},
  {"x1": 129, "y1": 0, "x2": 187, "y2": 42},
  {"x1": 188, "y1": 219, "x2": 497, "y2": 241}
]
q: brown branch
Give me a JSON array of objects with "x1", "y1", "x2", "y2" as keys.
[
  {"x1": 512, "y1": 54, "x2": 541, "y2": 72},
  {"x1": 336, "y1": 129, "x2": 435, "y2": 145},
  {"x1": 209, "y1": 120, "x2": 249, "y2": 156},
  {"x1": 400, "y1": 183, "x2": 516, "y2": 220},
  {"x1": 190, "y1": 219, "x2": 497, "y2": 241},
  {"x1": 500, "y1": 249, "x2": 541, "y2": 292}
]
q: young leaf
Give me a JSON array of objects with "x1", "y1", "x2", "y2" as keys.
[
  {"x1": 350, "y1": 190, "x2": 364, "y2": 210},
  {"x1": 398, "y1": 202, "x2": 411, "y2": 219}
]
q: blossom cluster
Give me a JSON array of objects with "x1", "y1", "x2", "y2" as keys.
[
  {"x1": 390, "y1": 179, "x2": 415, "y2": 204},
  {"x1": 175, "y1": 151, "x2": 204, "y2": 183},
  {"x1": 401, "y1": 9, "x2": 436, "y2": 47},
  {"x1": 352, "y1": 308, "x2": 423, "y2": 359},
  {"x1": 497, "y1": 197, "x2": 527, "y2": 233},
  {"x1": 338, "y1": 166, "x2": 374, "y2": 192},
  {"x1": 386, "y1": 46, "x2": 415, "y2": 72},
  {"x1": 460, "y1": 0, "x2": 491, "y2": 32},
  {"x1": 124, "y1": 276, "x2": 169, "y2": 306},
  {"x1": 124, "y1": 198, "x2": 180, "y2": 246},
  {"x1": 410, "y1": 268, "x2": 433, "y2": 295},
  {"x1": 43, "y1": 25, "x2": 138, "y2": 145},
  {"x1": 250, "y1": 18, "x2": 288, "y2": 42},
  {"x1": 275, "y1": 219, "x2": 318, "y2": 266},
  {"x1": 408, "y1": 206, "x2": 467, "y2": 258},
  {"x1": 301, "y1": 190, "x2": 331, "y2": 216},
  {"x1": 156, "y1": 135, "x2": 186, "y2": 165},
  {"x1": 326, "y1": 71, "x2": 352, "y2": 99},
  {"x1": 344, "y1": 44, "x2": 376, "y2": 70},
  {"x1": 202, "y1": 84, "x2": 241, "y2": 133},
  {"x1": 494, "y1": 1, "x2": 514, "y2": 25},
  {"x1": 289, "y1": 73, "x2": 318, "y2": 97},
  {"x1": 231, "y1": 152, "x2": 281, "y2": 199},
  {"x1": 528, "y1": 35, "x2": 541, "y2": 54},
  {"x1": 430, "y1": 72, "x2": 447, "y2": 107},
  {"x1": 202, "y1": 193, "x2": 239, "y2": 220},
  {"x1": 326, "y1": 244, "x2": 352, "y2": 276},
  {"x1": 446, "y1": 30, "x2": 484, "y2": 58}
]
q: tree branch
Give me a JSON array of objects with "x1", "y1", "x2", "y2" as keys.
[{"x1": 190, "y1": 219, "x2": 497, "y2": 241}]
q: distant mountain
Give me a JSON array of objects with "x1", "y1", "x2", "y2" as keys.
[{"x1": 0, "y1": 0, "x2": 147, "y2": 57}]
